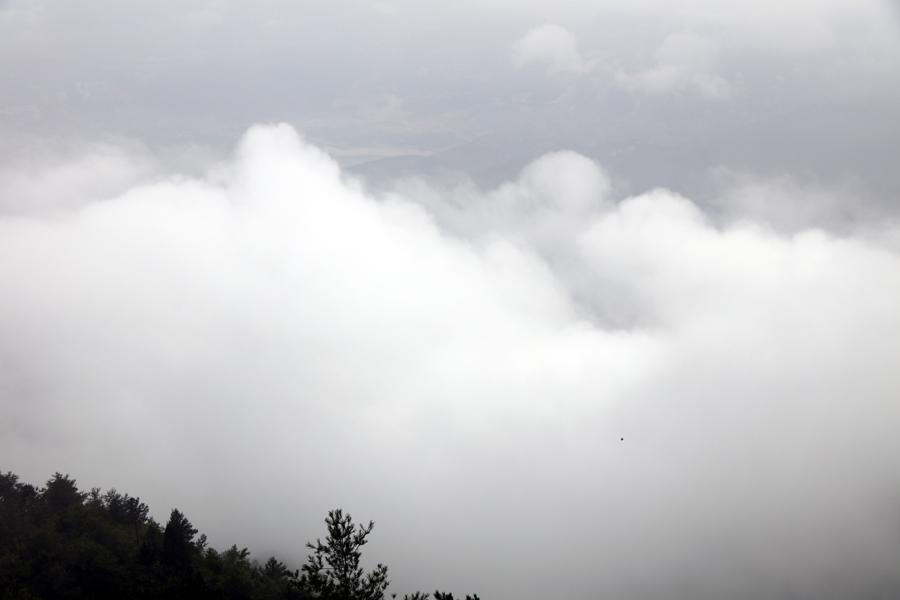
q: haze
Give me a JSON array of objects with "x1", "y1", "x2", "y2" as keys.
[{"x1": 2, "y1": 2, "x2": 900, "y2": 598}]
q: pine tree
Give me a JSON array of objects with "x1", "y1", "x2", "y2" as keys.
[
  {"x1": 300, "y1": 509, "x2": 389, "y2": 600},
  {"x1": 162, "y1": 508, "x2": 198, "y2": 568}
]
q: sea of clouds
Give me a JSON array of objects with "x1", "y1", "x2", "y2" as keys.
[{"x1": 2, "y1": 124, "x2": 900, "y2": 599}]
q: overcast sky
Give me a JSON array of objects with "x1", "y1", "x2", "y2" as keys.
[{"x1": 3, "y1": 2, "x2": 900, "y2": 599}]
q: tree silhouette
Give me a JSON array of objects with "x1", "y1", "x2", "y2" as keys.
[
  {"x1": 300, "y1": 509, "x2": 389, "y2": 600},
  {"x1": 0, "y1": 470, "x2": 480, "y2": 600},
  {"x1": 44, "y1": 472, "x2": 83, "y2": 512},
  {"x1": 399, "y1": 591, "x2": 481, "y2": 600},
  {"x1": 162, "y1": 508, "x2": 198, "y2": 568}
]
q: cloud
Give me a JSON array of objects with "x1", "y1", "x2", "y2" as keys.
[
  {"x1": 513, "y1": 26, "x2": 734, "y2": 98},
  {"x1": 400, "y1": 150, "x2": 611, "y2": 238},
  {"x1": 3, "y1": 124, "x2": 900, "y2": 598},
  {"x1": 0, "y1": 139, "x2": 227, "y2": 216},
  {"x1": 0, "y1": 143, "x2": 158, "y2": 216},
  {"x1": 710, "y1": 170, "x2": 874, "y2": 233},
  {"x1": 512, "y1": 24, "x2": 591, "y2": 77},
  {"x1": 612, "y1": 32, "x2": 734, "y2": 98}
]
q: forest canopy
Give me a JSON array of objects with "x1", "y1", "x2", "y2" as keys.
[{"x1": 0, "y1": 471, "x2": 479, "y2": 600}]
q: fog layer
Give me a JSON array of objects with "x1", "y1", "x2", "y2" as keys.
[{"x1": 2, "y1": 125, "x2": 900, "y2": 599}]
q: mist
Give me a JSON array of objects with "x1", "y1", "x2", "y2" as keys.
[
  {"x1": 3, "y1": 2, "x2": 900, "y2": 599},
  {"x1": 3, "y1": 124, "x2": 900, "y2": 598}
]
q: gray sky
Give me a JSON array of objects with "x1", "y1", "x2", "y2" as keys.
[{"x1": 2, "y1": 2, "x2": 900, "y2": 599}]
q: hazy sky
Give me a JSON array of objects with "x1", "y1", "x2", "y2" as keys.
[{"x1": 2, "y1": 2, "x2": 900, "y2": 599}]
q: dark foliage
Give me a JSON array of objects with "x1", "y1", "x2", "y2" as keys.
[
  {"x1": 397, "y1": 592, "x2": 481, "y2": 600},
  {"x1": 300, "y1": 509, "x2": 389, "y2": 600},
  {"x1": 0, "y1": 471, "x2": 478, "y2": 600}
]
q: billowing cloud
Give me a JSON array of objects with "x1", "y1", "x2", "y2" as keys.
[
  {"x1": 512, "y1": 26, "x2": 733, "y2": 98},
  {"x1": 3, "y1": 124, "x2": 900, "y2": 598},
  {"x1": 709, "y1": 170, "x2": 873, "y2": 233},
  {"x1": 612, "y1": 32, "x2": 734, "y2": 98},
  {"x1": 512, "y1": 24, "x2": 591, "y2": 76},
  {"x1": 3, "y1": 1, "x2": 899, "y2": 210},
  {"x1": 0, "y1": 143, "x2": 158, "y2": 216}
]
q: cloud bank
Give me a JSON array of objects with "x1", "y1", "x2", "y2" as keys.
[
  {"x1": 3, "y1": 124, "x2": 900, "y2": 599},
  {"x1": 612, "y1": 32, "x2": 734, "y2": 98},
  {"x1": 512, "y1": 24, "x2": 591, "y2": 77},
  {"x1": 513, "y1": 25, "x2": 733, "y2": 98}
]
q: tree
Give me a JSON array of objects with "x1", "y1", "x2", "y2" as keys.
[
  {"x1": 263, "y1": 556, "x2": 293, "y2": 580},
  {"x1": 162, "y1": 508, "x2": 198, "y2": 568},
  {"x1": 300, "y1": 509, "x2": 389, "y2": 600},
  {"x1": 0, "y1": 470, "x2": 482, "y2": 600},
  {"x1": 400, "y1": 591, "x2": 481, "y2": 600},
  {"x1": 44, "y1": 472, "x2": 84, "y2": 512}
]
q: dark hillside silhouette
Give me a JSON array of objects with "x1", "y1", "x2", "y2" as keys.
[{"x1": 0, "y1": 471, "x2": 478, "y2": 600}]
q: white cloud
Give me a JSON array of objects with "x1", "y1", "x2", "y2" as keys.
[
  {"x1": 0, "y1": 140, "x2": 226, "y2": 216},
  {"x1": 613, "y1": 32, "x2": 734, "y2": 98},
  {"x1": 513, "y1": 26, "x2": 734, "y2": 98},
  {"x1": 711, "y1": 170, "x2": 871, "y2": 232},
  {"x1": 3, "y1": 124, "x2": 900, "y2": 597},
  {"x1": 512, "y1": 24, "x2": 591, "y2": 77},
  {"x1": 0, "y1": 144, "x2": 158, "y2": 216}
]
